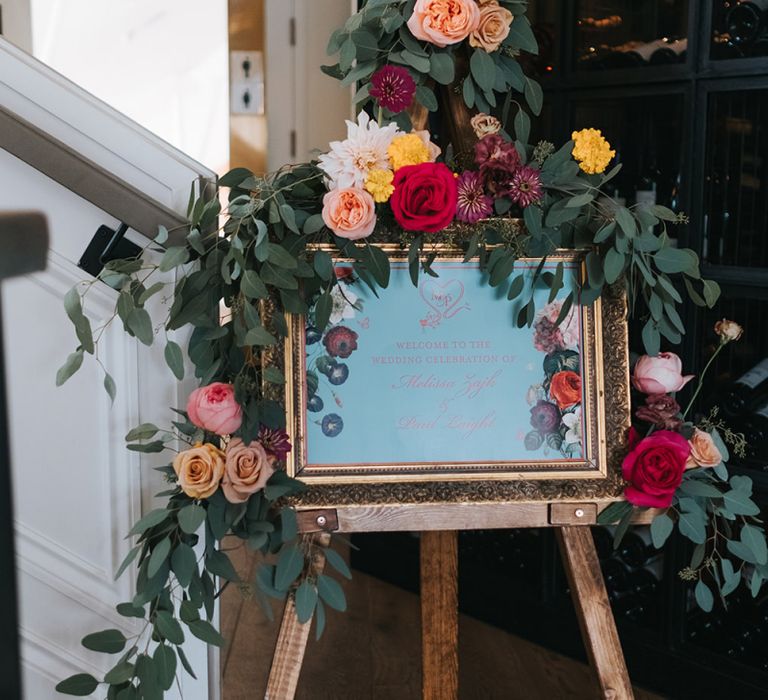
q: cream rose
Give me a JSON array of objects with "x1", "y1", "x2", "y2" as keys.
[
  {"x1": 686, "y1": 429, "x2": 723, "y2": 469},
  {"x1": 321, "y1": 187, "x2": 377, "y2": 240},
  {"x1": 470, "y1": 113, "x2": 502, "y2": 139},
  {"x1": 407, "y1": 0, "x2": 481, "y2": 48},
  {"x1": 173, "y1": 443, "x2": 225, "y2": 499},
  {"x1": 469, "y1": 0, "x2": 514, "y2": 52},
  {"x1": 222, "y1": 438, "x2": 275, "y2": 504},
  {"x1": 714, "y1": 318, "x2": 743, "y2": 343}
]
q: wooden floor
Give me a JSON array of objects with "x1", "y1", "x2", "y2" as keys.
[{"x1": 221, "y1": 545, "x2": 662, "y2": 700}]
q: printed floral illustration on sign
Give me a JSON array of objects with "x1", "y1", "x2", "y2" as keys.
[
  {"x1": 419, "y1": 277, "x2": 470, "y2": 328},
  {"x1": 524, "y1": 298, "x2": 584, "y2": 458},
  {"x1": 306, "y1": 268, "x2": 365, "y2": 439}
]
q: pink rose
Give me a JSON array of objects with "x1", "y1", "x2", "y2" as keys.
[
  {"x1": 321, "y1": 187, "x2": 376, "y2": 240},
  {"x1": 222, "y1": 438, "x2": 275, "y2": 504},
  {"x1": 407, "y1": 0, "x2": 481, "y2": 47},
  {"x1": 632, "y1": 352, "x2": 694, "y2": 394},
  {"x1": 187, "y1": 382, "x2": 243, "y2": 436}
]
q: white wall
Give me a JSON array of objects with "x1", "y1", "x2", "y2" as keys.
[
  {"x1": 1, "y1": 0, "x2": 32, "y2": 50},
  {"x1": 29, "y1": 0, "x2": 229, "y2": 172}
]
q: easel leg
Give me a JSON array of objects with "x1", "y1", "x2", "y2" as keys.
[
  {"x1": 420, "y1": 531, "x2": 459, "y2": 700},
  {"x1": 265, "y1": 534, "x2": 329, "y2": 700},
  {"x1": 556, "y1": 527, "x2": 634, "y2": 700}
]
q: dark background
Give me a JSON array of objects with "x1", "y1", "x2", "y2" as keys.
[{"x1": 353, "y1": 2, "x2": 768, "y2": 698}]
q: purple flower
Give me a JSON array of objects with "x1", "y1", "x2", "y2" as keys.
[
  {"x1": 321, "y1": 413, "x2": 344, "y2": 437},
  {"x1": 308, "y1": 395, "x2": 324, "y2": 413},
  {"x1": 327, "y1": 362, "x2": 349, "y2": 386},
  {"x1": 369, "y1": 65, "x2": 416, "y2": 113},
  {"x1": 455, "y1": 171, "x2": 494, "y2": 224},
  {"x1": 474, "y1": 134, "x2": 520, "y2": 196},
  {"x1": 508, "y1": 165, "x2": 543, "y2": 207},
  {"x1": 257, "y1": 426, "x2": 292, "y2": 460},
  {"x1": 530, "y1": 400, "x2": 561, "y2": 434}
]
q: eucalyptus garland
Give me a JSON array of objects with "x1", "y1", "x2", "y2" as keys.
[{"x1": 53, "y1": 1, "x2": 753, "y2": 697}]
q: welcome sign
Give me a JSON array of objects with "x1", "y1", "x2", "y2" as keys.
[{"x1": 284, "y1": 249, "x2": 616, "y2": 485}]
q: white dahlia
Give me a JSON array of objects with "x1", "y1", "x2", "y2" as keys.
[{"x1": 318, "y1": 111, "x2": 400, "y2": 189}]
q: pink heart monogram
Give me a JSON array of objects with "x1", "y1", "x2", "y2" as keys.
[{"x1": 419, "y1": 279, "x2": 469, "y2": 324}]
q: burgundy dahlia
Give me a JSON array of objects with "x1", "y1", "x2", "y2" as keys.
[
  {"x1": 455, "y1": 171, "x2": 493, "y2": 224},
  {"x1": 508, "y1": 165, "x2": 543, "y2": 207},
  {"x1": 323, "y1": 325, "x2": 359, "y2": 358},
  {"x1": 369, "y1": 65, "x2": 416, "y2": 113},
  {"x1": 474, "y1": 134, "x2": 521, "y2": 196},
  {"x1": 530, "y1": 400, "x2": 562, "y2": 434},
  {"x1": 258, "y1": 426, "x2": 292, "y2": 461},
  {"x1": 635, "y1": 393, "x2": 682, "y2": 431}
]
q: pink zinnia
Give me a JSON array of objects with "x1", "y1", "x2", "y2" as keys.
[
  {"x1": 508, "y1": 166, "x2": 543, "y2": 207},
  {"x1": 369, "y1": 65, "x2": 416, "y2": 113},
  {"x1": 456, "y1": 171, "x2": 493, "y2": 224},
  {"x1": 257, "y1": 426, "x2": 292, "y2": 461}
]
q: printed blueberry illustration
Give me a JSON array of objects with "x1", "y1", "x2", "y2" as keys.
[
  {"x1": 321, "y1": 413, "x2": 344, "y2": 437},
  {"x1": 327, "y1": 362, "x2": 349, "y2": 386},
  {"x1": 308, "y1": 395, "x2": 324, "y2": 413}
]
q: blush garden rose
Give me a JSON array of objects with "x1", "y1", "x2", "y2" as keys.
[
  {"x1": 632, "y1": 352, "x2": 694, "y2": 395},
  {"x1": 187, "y1": 382, "x2": 243, "y2": 436},
  {"x1": 407, "y1": 0, "x2": 480, "y2": 47}
]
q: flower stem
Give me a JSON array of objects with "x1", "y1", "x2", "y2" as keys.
[
  {"x1": 682, "y1": 341, "x2": 726, "y2": 420},
  {"x1": 377, "y1": 106, "x2": 383, "y2": 127}
]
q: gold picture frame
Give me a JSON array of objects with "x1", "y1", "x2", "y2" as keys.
[{"x1": 268, "y1": 246, "x2": 630, "y2": 508}]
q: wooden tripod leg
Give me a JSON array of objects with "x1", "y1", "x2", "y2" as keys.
[
  {"x1": 420, "y1": 531, "x2": 459, "y2": 700},
  {"x1": 556, "y1": 527, "x2": 634, "y2": 700},
  {"x1": 265, "y1": 534, "x2": 329, "y2": 700}
]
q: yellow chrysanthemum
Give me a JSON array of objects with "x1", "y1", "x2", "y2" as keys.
[
  {"x1": 364, "y1": 168, "x2": 395, "y2": 203},
  {"x1": 571, "y1": 128, "x2": 616, "y2": 175},
  {"x1": 387, "y1": 133, "x2": 430, "y2": 171}
]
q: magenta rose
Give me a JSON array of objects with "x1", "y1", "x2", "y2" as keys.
[
  {"x1": 323, "y1": 326, "x2": 359, "y2": 358},
  {"x1": 187, "y1": 382, "x2": 243, "y2": 436},
  {"x1": 622, "y1": 429, "x2": 690, "y2": 508},
  {"x1": 633, "y1": 352, "x2": 694, "y2": 394}
]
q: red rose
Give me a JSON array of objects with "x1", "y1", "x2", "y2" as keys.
[
  {"x1": 390, "y1": 162, "x2": 458, "y2": 232},
  {"x1": 323, "y1": 325, "x2": 358, "y2": 358},
  {"x1": 550, "y1": 370, "x2": 582, "y2": 410},
  {"x1": 622, "y1": 430, "x2": 690, "y2": 508}
]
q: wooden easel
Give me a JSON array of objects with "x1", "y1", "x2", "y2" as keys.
[{"x1": 265, "y1": 501, "x2": 642, "y2": 700}]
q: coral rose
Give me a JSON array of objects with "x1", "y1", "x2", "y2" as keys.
[
  {"x1": 187, "y1": 382, "x2": 242, "y2": 436},
  {"x1": 469, "y1": 0, "x2": 513, "y2": 52},
  {"x1": 390, "y1": 162, "x2": 458, "y2": 232},
  {"x1": 222, "y1": 438, "x2": 275, "y2": 504},
  {"x1": 173, "y1": 443, "x2": 225, "y2": 500},
  {"x1": 622, "y1": 430, "x2": 690, "y2": 508},
  {"x1": 632, "y1": 352, "x2": 694, "y2": 395},
  {"x1": 686, "y1": 428, "x2": 723, "y2": 469},
  {"x1": 321, "y1": 187, "x2": 376, "y2": 240},
  {"x1": 407, "y1": 0, "x2": 481, "y2": 47},
  {"x1": 550, "y1": 370, "x2": 582, "y2": 410}
]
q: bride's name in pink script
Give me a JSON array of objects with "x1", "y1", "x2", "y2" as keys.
[
  {"x1": 391, "y1": 370, "x2": 502, "y2": 401},
  {"x1": 397, "y1": 410, "x2": 497, "y2": 438}
]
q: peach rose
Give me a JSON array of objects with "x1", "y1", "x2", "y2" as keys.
[
  {"x1": 321, "y1": 187, "x2": 376, "y2": 240},
  {"x1": 173, "y1": 443, "x2": 225, "y2": 499},
  {"x1": 469, "y1": 0, "x2": 513, "y2": 52},
  {"x1": 686, "y1": 429, "x2": 723, "y2": 469},
  {"x1": 407, "y1": 0, "x2": 481, "y2": 47},
  {"x1": 470, "y1": 112, "x2": 502, "y2": 138},
  {"x1": 714, "y1": 318, "x2": 743, "y2": 343},
  {"x1": 632, "y1": 352, "x2": 694, "y2": 395},
  {"x1": 187, "y1": 382, "x2": 242, "y2": 436},
  {"x1": 222, "y1": 438, "x2": 275, "y2": 504}
]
